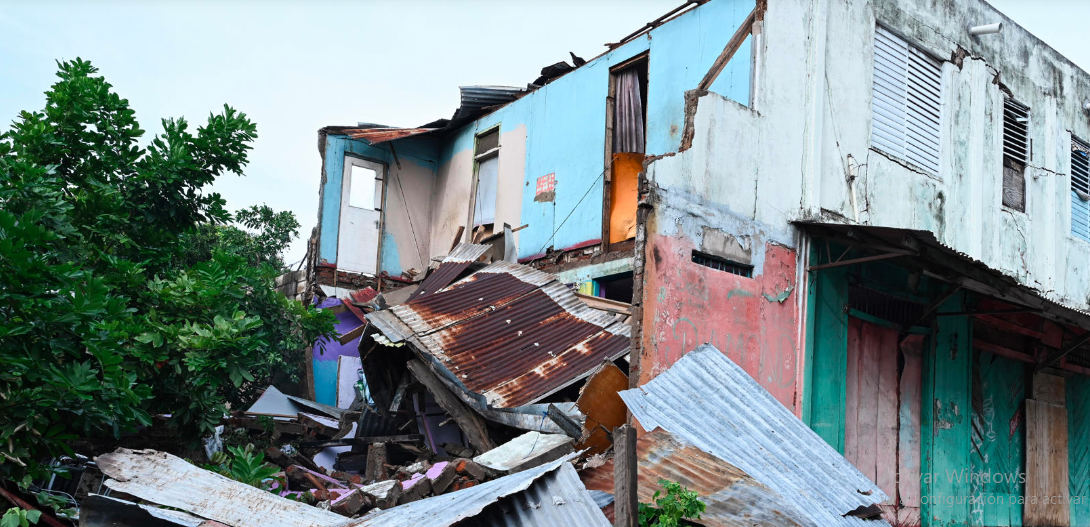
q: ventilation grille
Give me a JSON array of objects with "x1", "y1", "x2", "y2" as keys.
[
  {"x1": 1073, "y1": 137, "x2": 1090, "y2": 242},
  {"x1": 848, "y1": 285, "x2": 925, "y2": 329},
  {"x1": 871, "y1": 25, "x2": 943, "y2": 175},
  {"x1": 1002, "y1": 98, "x2": 1029, "y2": 211},
  {"x1": 691, "y1": 251, "x2": 753, "y2": 278}
]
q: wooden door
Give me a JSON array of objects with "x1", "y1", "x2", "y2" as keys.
[{"x1": 845, "y1": 317, "x2": 922, "y2": 525}]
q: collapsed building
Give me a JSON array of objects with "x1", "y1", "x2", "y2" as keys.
[{"x1": 59, "y1": 0, "x2": 1090, "y2": 526}]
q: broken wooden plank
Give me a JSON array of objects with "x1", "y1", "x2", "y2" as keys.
[
  {"x1": 407, "y1": 359, "x2": 495, "y2": 453},
  {"x1": 696, "y1": 8, "x2": 757, "y2": 91},
  {"x1": 96, "y1": 449, "x2": 345, "y2": 527},
  {"x1": 388, "y1": 373, "x2": 411, "y2": 413},
  {"x1": 300, "y1": 434, "x2": 424, "y2": 450},
  {"x1": 1025, "y1": 398, "x2": 1071, "y2": 526},
  {"x1": 338, "y1": 323, "x2": 368, "y2": 345}
]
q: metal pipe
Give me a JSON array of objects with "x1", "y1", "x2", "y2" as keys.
[{"x1": 968, "y1": 22, "x2": 1002, "y2": 36}]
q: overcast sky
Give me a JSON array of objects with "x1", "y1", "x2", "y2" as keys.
[{"x1": 0, "y1": 0, "x2": 1085, "y2": 265}]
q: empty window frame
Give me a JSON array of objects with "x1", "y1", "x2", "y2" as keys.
[
  {"x1": 347, "y1": 161, "x2": 381, "y2": 210},
  {"x1": 472, "y1": 128, "x2": 500, "y2": 228},
  {"x1": 605, "y1": 56, "x2": 648, "y2": 246},
  {"x1": 1002, "y1": 97, "x2": 1030, "y2": 211},
  {"x1": 871, "y1": 25, "x2": 943, "y2": 175},
  {"x1": 1072, "y1": 137, "x2": 1090, "y2": 242}
]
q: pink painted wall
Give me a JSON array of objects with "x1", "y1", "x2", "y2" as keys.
[{"x1": 639, "y1": 234, "x2": 800, "y2": 410}]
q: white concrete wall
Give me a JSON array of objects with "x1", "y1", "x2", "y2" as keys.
[{"x1": 648, "y1": 0, "x2": 1090, "y2": 312}]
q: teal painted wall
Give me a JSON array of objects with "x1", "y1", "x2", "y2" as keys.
[
  {"x1": 1068, "y1": 375, "x2": 1090, "y2": 524},
  {"x1": 970, "y1": 350, "x2": 1025, "y2": 526},
  {"x1": 922, "y1": 292, "x2": 972, "y2": 527}
]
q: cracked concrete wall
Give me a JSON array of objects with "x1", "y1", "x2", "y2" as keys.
[{"x1": 646, "y1": 0, "x2": 1090, "y2": 315}]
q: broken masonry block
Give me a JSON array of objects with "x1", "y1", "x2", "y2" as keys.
[
  {"x1": 358, "y1": 479, "x2": 401, "y2": 509},
  {"x1": 364, "y1": 443, "x2": 387, "y2": 482},
  {"x1": 453, "y1": 458, "x2": 487, "y2": 481},
  {"x1": 396, "y1": 474, "x2": 432, "y2": 504},
  {"x1": 330, "y1": 488, "x2": 373, "y2": 517},
  {"x1": 425, "y1": 461, "x2": 456, "y2": 495}
]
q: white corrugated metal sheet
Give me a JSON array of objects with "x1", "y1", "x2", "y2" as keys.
[
  {"x1": 619, "y1": 345, "x2": 890, "y2": 527},
  {"x1": 871, "y1": 25, "x2": 942, "y2": 175},
  {"x1": 339, "y1": 456, "x2": 608, "y2": 527}
]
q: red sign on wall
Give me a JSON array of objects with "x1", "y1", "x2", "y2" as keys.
[{"x1": 535, "y1": 173, "x2": 556, "y2": 196}]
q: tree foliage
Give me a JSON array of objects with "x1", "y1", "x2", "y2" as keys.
[
  {"x1": 0, "y1": 58, "x2": 335, "y2": 481},
  {"x1": 638, "y1": 479, "x2": 706, "y2": 527}
]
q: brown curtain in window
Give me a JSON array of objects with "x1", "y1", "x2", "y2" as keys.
[{"x1": 613, "y1": 67, "x2": 645, "y2": 154}]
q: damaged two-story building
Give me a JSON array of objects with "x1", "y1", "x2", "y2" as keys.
[{"x1": 304, "y1": 0, "x2": 1090, "y2": 525}]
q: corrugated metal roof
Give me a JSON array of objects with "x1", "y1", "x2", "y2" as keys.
[
  {"x1": 580, "y1": 430, "x2": 812, "y2": 527},
  {"x1": 454, "y1": 86, "x2": 526, "y2": 120},
  {"x1": 340, "y1": 457, "x2": 608, "y2": 527},
  {"x1": 368, "y1": 260, "x2": 630, "y2": 408},
  {"x1": 342, "y1": 127, "x2": 438, "y2": 145},
  {"x1": 618, "y1": 345, "x2": 890, "y2": 527},
  {"x1": 405, "y1": 243, "x2": 490, "y2": 302},
  {"x1": 794, "y1": 221, "x2": 1090, "y2": 325},
  {"x1": 458, "y1": 462, "x2": 611, "y2": 527}
]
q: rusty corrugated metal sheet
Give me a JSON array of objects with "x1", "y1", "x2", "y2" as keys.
[
  {"x1": 342, "y1": 127, "x2": 438, "y2": 145},
  {"x1": 580, "y1": 430, "x2": 811, "y2": 527},
  {"x1": 405, "y1": 243, "x2": 490, "y2": 302},
  {"x1": 369, "y1": 260, "x2": 630, "y2": 408},
  {"x1": 619, "y1": 345, "x2": 890, "y2": 527}
]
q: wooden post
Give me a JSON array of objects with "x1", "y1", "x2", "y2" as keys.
[{"x1": 614, "y1": 424, "x2": 638, "y2": 527}]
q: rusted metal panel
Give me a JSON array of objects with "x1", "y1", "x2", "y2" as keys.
[
  {"x1": 96, "y1": 449, "x2": 345, "y2": 527},
  {"x1": 369, "y1": 260, "x2": 630, "y2": 409},
  {"x1": 575, "y1": 361, "x2": 629, "y2": 455},
  {"x1": 619, "y1": 345, "x2": 890, "y2": 527},
  {"x1": 580, "y1": 430, "x2": 811, "y2": 527},
  {"x1": 405, "y1": 243, "x2": 490, "y2": 302},
  {"x1": 342, "y1": 127, "x2": 438, "y2": 145}
]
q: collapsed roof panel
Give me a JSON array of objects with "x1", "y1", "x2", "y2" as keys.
[
  {"x1": 368, "y1": 260, "x2": 630, "y2": 408},
  {"x1": 580, "y1": 430, "x2": 811, "y2": 527},
  {"x1": 618, "y1": 345, "x2": 890, "y2": 527},
  {"x1": 96, "y1": 449, "x2": 346, "y2": 527},
  {"x1": 341, "y1": 456, "x2": 607, "y2": 527},
  {"x1": 405, "y1": 243, "x2": 491, "y2": 302}
]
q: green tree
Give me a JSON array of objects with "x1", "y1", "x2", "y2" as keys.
[{"x1": 0, "y1": 58, "x2": 335, "y2": 481}]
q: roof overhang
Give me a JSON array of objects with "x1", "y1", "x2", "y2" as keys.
[{"x1": 795, "y1": 221, "x2": 1090, "y2": 335}]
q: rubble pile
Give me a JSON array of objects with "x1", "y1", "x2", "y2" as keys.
[{"x1": 35, "y1": 243, "x2": 889, "y2": 527}]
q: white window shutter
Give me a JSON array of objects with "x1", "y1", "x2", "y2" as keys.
[
  {"x1": 872, "y1": 26, "x2": 942, "y2": 175},
  {"x1": 1072, "y1": 138, "x2": 1090, "y2": 242}
]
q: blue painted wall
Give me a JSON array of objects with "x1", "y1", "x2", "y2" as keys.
[
  {"x1": 319, "y1": 0, "x2": 755, "y2": 264},
  {"x1": 319, "y1": 134, "x2": 438, "y2": 276}
]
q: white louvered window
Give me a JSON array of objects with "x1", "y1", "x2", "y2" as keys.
[
  {"x1": 1002, "y1": 98, "x2": 1029, "y2": 212},
  {"x1": 871, "y1": 25, "x2": 943, "y2": 175},
  {"x1": 1072, "y1": 137, "x2": 1090, "y2": 242}
]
